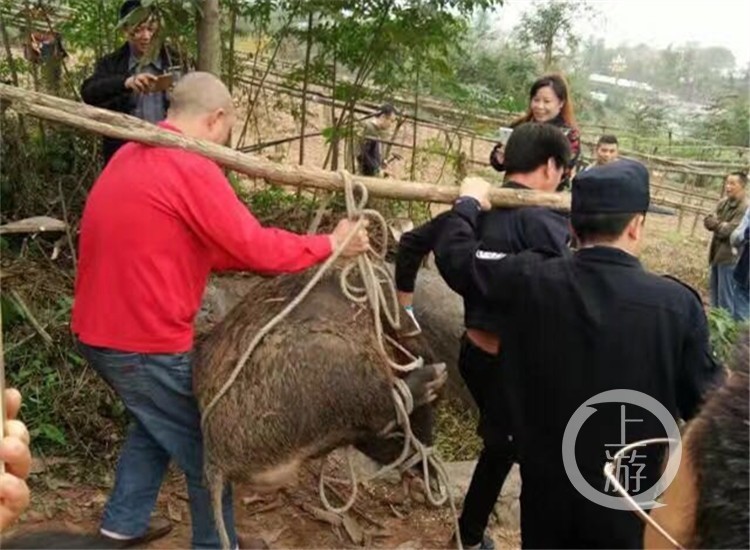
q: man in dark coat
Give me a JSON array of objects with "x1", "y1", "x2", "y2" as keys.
[
  {"x1": 434, "y1": 160, "x2": 723, "y2": 548},
  {"x1": 80, "y1": 0, "x2": 189, "y2": 164}
]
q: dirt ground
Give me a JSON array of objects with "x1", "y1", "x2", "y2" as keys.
[
  {"x1": 18, "y1": 457, "x2": 519, "y2": 549},
  {"x1": 640, "y1": 208, "x2": 711, "y2": 297}
]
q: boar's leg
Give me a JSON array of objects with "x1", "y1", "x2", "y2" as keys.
[
  {"x1": 205, "y1": 464, "x2": 232, "y2": 550},
  {"x1": 355, "y1": 404, "x2": 436, "y2": 465},
  {"x1": 354, "y1": 363, "x2": 447, "y2": 465}
]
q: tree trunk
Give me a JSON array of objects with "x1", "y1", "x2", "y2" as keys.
[
  {"x1": 197, "y1": 0, "x2": 222, "y2": 75},
  {"x1": 298, "y1": 10, "x2": 314, "y2": 166},
  {"x1": 544, "y1": 39, "x2": 553, "y2": 71},
  {"x1": 226, "y1": 1, "x2": 238, "y2": 92},
  {"x1": 0, "y1": 84, "x2": 572, "y2": 211},
  {"x1": 0, "y1": 15, "x2": 18, "y2": 87}
]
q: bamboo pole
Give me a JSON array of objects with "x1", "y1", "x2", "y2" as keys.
[
  {"x1": 410, "y1": 51, "x2": 421, "y2": 181},
  {"x1": 0, "y1": 83, "x2": 569, "y2": 211}
]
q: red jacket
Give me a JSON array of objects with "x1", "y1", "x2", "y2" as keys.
[{"x1": 72, "y1": 123, "x2": 332, "y2": 353}]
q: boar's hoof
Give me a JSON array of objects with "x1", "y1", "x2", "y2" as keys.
[{"x1": 404, "y1": 363, "x2": 448, "y2": 408}]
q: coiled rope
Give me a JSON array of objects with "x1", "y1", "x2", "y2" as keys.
[{"x1": 201, "y1": 170, "x2": 461, "y2": 549}]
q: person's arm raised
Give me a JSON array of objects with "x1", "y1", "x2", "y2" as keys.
[{"x1": 434, "y1": 177, "x2": 552, "y2": 304}]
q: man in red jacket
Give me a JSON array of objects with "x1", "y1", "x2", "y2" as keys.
[{"x1": 72, "y1": 71, "x2": 368, "y2": 549}]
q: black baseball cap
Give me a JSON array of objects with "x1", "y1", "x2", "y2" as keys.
[
  {"x1": 572, "y1": 159, "x2": 651, "y2": 215},
  {"x1": 119, "y1": 0, "x2": 141, "y2": 22}
]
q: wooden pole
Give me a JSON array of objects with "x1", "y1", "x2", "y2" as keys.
[
  {"x1": 410, "y1": 51, "x2": 421, "y2": 181},
  {"x1": 0, "y1": 84, "x2": 571, "y2": 211}
]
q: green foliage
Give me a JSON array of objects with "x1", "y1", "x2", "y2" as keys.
[
  {"x1": 10, "y1": 350, "x2": 69, "y2": 448},
  {"x1": 1, "y1": 293, "x2": 24, "y2": 330},
  {"x1": 707, "y1": 307, "x2": 746, "y2": 366},
  {"x1": 626, "y1": 100, "x2": 668, "y2": 137},
  {"x1": 516, "y1": 0, "x2": 593, "y2": 71},
  {"x1": 2, "y1": 263, "x2": 125, "y2": 454},
  {"x1": 269, "y1": 1, "x2": 504, "y2": 113},
  {"x1": 0, "y1": 116, "x2": 96, "y2": 221},
  {"x1": 452, "y1": 42, "x2": 538, "y2": 113},
  {"x1": 247, "y1": 183, "x2": 305, "y2": 218},
  {"x1": 692, "y1": 93, "x2": 750, "y2": 148},
  {"x1": 58, "y1": 0, "x2": 121, "y2": 60}
]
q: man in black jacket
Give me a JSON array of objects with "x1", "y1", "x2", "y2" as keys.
[
  {"x1": 395, "y1": 123, "x2": 572, "y2": 549},
  {"x1": 80, "y1": 0, "x2": 188, "y2": 164},
  {"x1": 435, "y1": 160, "x2": 723, "y2": 548}
]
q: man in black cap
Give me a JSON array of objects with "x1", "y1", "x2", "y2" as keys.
[
  {"x1": 434, "y1": 160, "x2": 723, "y2": 548},
  {"x1": 81, "y1": 0, "x2": 189, "y2": 164}
]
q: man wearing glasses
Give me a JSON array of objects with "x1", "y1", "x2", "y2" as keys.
[
  {"x1": 81, "y1": 0, "x2": 189, "y2": 164},
  {"x1": 434, "y1": 161, "x2": 723, "y2": 548}
]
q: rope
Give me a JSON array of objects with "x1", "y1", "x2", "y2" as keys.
[
  {"x1": 201, "y1": 170, "x2": 460, "y2": 549},
  {"x1": 318, "y1": 379, "x2": 463, "y2": 550},
  {"x1": 338, "y1": 171, "x2": 423, "y2": 372}
]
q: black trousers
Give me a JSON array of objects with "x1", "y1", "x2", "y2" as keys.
[
  {"x1": 457, "y1": 334, "x2": 517, "y2": 546},
  {"x1": 520, "y1": 471, "x2": 644, "y2": 549}
]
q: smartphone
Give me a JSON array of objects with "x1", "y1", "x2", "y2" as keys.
[
  {"x1": 151, "y1": 73, "x2": 174, "y2": 93},
  {"x1": 498, "y1": 126, "x2": 514, "y2": 144}
]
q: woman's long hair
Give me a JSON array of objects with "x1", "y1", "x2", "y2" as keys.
[{"x1": 513, "y1": 73, "x2": 577, "y2": 128}]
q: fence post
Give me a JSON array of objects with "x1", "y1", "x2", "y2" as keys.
[{"x1": 677, "y1": 174, "x2": 690, "y2": 232}]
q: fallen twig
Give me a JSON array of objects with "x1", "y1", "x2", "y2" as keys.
[
  {"x1": 322, "y1": 480, "x2": 385, "y2": 529},
  {"x1": 58, "y1": 178, "x2": 78, "y2": 269},
  {"x1": 300, "y1": 501, "x2": 343, "y2": 527},
  {"x1": 10, "y1": 289, "x2": 53, "y2": 346}
]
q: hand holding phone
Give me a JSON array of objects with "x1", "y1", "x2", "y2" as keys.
[{"x1": 150, "y1": 73, "x2": 174, "y2": 93}]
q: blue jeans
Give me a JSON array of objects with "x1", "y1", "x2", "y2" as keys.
[
  {"x1": 711, "y1": 263, "x2": 749, "y2": 321},
  {"x1": 78, "y1": 342, "x2": 237, "y2": 549},
  {"x1": 733, "y1": 280, "x2": 750, "y2": 321}
]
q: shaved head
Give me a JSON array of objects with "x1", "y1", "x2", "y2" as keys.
[
  {"x1": 166, "y1": 72, "x2": 236, "y2": 145},
  {"x1": 168, "y1": 72, "x2": 233, "y2": 116}
]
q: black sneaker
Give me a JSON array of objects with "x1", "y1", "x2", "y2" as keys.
[{"x1": 452, "y1": 532, "x2": 495, "y2": 550}]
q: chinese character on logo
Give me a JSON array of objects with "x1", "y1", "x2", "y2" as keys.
[{"x1": 604, "y1": 405, "x2": 647, "y2": 493}]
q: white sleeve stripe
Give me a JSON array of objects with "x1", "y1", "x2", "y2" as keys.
[{"x1": 475, "y1": 250, "x2": 507, "y2": 260}]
